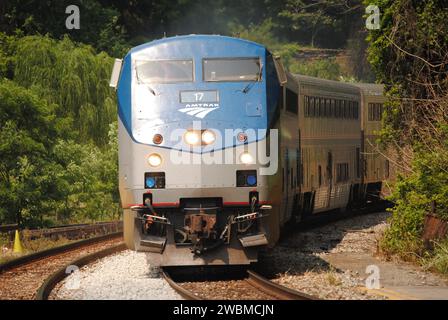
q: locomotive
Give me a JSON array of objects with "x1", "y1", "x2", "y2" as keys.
[{"x1": 109, "y1": 35, "x2": 390, "y2": 267}]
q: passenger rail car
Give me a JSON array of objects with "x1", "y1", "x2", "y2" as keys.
[
  {"x1": 110, "y1": 35, "x2": 391, "y2": 267},
  {"x1": 354, "y1": 83, "x2": 391, "y2": 200}
]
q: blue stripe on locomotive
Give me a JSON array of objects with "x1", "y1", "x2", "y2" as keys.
[{"x1": 117, "y1": 35, "x2": 280, "y2": 152}]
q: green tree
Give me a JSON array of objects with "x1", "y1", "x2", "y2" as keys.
[
  {"x1": 0, "y1": 34, "x2": 120, "y2": 227},
  {"x1": 279, "y1": 0, "x2": 363, "y2": 48},
  {"x1": 0, "y1": 0, "x2": 128, "y2": 57},
  {"x1": 0, "y1": 81, "x2": 59, "y2": 226},
  {"x1": 13, "y1": 35, "x2": 116, "y2": 146}
]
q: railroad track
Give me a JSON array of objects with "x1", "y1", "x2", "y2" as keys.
[
  {"x1": 162, "y1": 268, "x2": 317, "y2": 300},
  {"x1": 0, "y1": 232, "x2": 124, "y2": 300},
  {"x1": 0, "y1": 221, "x2": 123, "y2": 241}
]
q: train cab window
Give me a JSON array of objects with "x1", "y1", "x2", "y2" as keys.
[
  {"x1": 354, "y1": 101, "x2": 359, "y2": 119},
  {"x1": 203, "y1": 58, "x2": 261, "y2": 82},
  {"x1": 285, "y1": 88, "x2": 298, "y2": 114},
  {"x1": 330, "y1": 99, "x2": 335, "y2": 117},
  {"x1": 135, "y1": 59, "x2": 193, "y2": 83}
]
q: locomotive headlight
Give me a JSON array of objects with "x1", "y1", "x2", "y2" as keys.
[
  {"x1": 147, "y1": 153, "x2": 162, "y2": 167},
  {"x1": 184, "y1": 130, "x2": 200, "y2": 145},
  {"x1": 201, "y1": 130, "x2": 215, "y2": 145},
  {"x1": 240, "y1": 152, "x2": 254, "y2": 164}
]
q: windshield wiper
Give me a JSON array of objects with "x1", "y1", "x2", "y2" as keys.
[
  {"x1": 135, "y1": 68, "x2": 158, "y2": 96},
  {"x1": 145, "y1": 84, "x2": 157, "y2": 96},
  {"x1": 241, "y1": 82, "x2": 255, "y2": 94},
  {"x1": 240, "y1": 64, "x2": 263, "y2": 94}
]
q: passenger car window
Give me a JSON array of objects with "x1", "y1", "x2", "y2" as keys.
[
  {"x1": 203, "y1": 58, "x2": 261, "y2": 82},
  {"x1": 135, "y1": 59, "x2": 193, "y2": 83}
]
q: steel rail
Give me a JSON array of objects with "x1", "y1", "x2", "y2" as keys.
[
  {"x1": 36, "y1": 242, "x2": 126, "y2": 300},
  {"x1": 162, "y1": 268, "x2": 318, "y2": 300},
  {"x1": 246, "y1": 270, "x2": 317, "y2": 300},
  {"x1": 161, "y1": 269, "x2": 202, "y2": 300},
  {"x1": 0, "y1": 232, "x2": 123, "y2": 273}
]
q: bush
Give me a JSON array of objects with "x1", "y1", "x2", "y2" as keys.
[
  {"x1": 289, "y1": 58, "x2": 343, "y2": 81},
  {"x1": 423, "y1": 240, "x2": 448, "y2": 275},
  {"x1": 380, "y1": 190, "x2": 427, "y2": 259}
]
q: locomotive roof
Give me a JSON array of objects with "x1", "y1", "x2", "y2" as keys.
[{"x1": 128, "y1": 34, "x2": 265, "y2": 55}]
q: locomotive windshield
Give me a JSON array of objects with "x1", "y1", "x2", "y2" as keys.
[
  {"x1": 135, "y1": 59, "x2": 193, "y2": 83},
  {"x1": 203, "y1": 58, "x2": 261, "y2": 82}
]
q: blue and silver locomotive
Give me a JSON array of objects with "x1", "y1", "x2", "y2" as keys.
[{"x1": 111, "y1": 35, "x2": 285, "y2": 266}]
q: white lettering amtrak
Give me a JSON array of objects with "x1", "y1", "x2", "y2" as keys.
[{"x1": 178, "y1": 103, "x2": 219, "y2": 119}]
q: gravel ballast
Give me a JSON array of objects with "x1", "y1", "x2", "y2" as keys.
[
  {"x1": 51, "y1": 250, "x2": 183, "y2": 300},
  {"x1": 52, "y1": 211, "x2": 427, "y2": 300},
  {"x1": 259, "y1": 211, "x2": 391, "y2": 300}
]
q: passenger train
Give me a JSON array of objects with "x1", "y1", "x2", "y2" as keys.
[{"x1": 109, "y1": 35, "x2": 390, "y2": 267}]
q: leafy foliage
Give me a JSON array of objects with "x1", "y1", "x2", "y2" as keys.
[
  {"x1": 0, "y1": 0, "x2": 367, "y2": 54},
  {"x1": 0, "y1": 34, "x2": 119, "y2": 227},
  {"x1": 0, "y1": 80, "x2": 59, "y2": 226},
  {"x1": 13, "y1": 35, "x2": 116, "y2": 146},
  {"x1": 0, "y1": 0, "x2": 129, "y2": 57},
  {"x1": 289, "y1": 58, "x2": 343, "y2": 81},
  {"x1": 366, "y1": 0, "x2": 448, "y2": 271},
  {"x1": 230, "y1": 20, "x2": 348, "y2": 81}
]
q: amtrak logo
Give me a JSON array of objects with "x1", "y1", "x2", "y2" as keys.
[{"x1": 178, "y1": 103, "x2": 219, "y2": 119}]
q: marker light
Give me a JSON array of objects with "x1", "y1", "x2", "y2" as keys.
[
  {"x1": 184, "y1": 130, "x2": 200, "y2": 145},
  {"x1": 148, "y1": 153, "x2": 162, "y2": 167},
  {"x1": 246, "y1": 175, "x2": 257, "y2": 186},
  {"x1": 237, "y1": 132, "x2": 247, "y2": 142},
  {"x1": 145, "y1": 177, "x2": 156, "y2": 188},
  {"x1": 201, "y1": 130, "x2": 216, "y2": 145},
  {"x1": 153, "y1": 134, "x2": 163, "y2": 145},
  {"x1": 240, "y1": 152, "x2": 254, "y2": 164}
]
